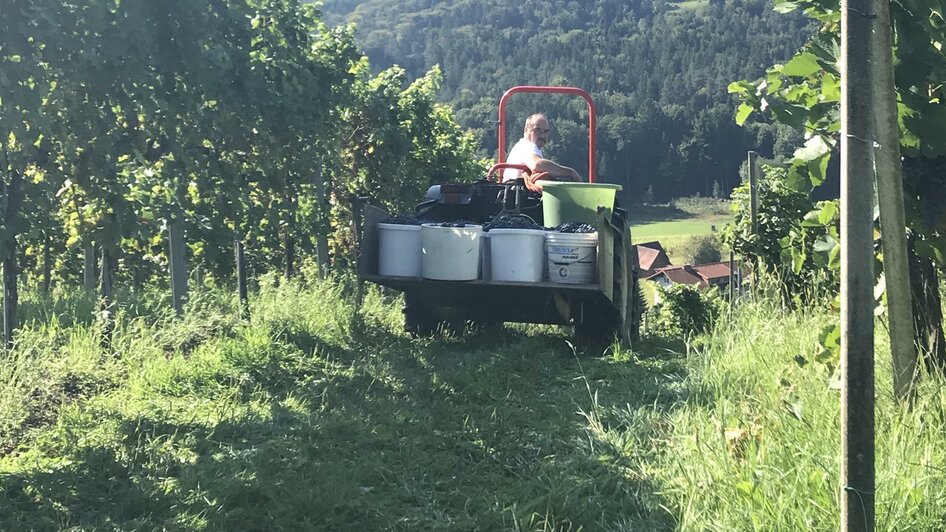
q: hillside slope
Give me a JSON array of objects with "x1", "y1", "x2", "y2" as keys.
[{"x1": 320, "y1": 0, "x2": 811, "y2": 200}]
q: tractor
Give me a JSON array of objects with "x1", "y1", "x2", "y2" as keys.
[{"x1": 355, "y1": 86, "x2": 642, "y2": 345}]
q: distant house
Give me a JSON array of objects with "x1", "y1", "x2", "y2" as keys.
[
  {"x1": 647, "y1": 265, "x2": 708, "y2": 289},
  {"x1": 634, "y1": 241, "x2": 672, "y2": 278},
  {"x1": 692, "y1": 261, "x2": 742, "y2": 290},
  {"x1": 646, "y1": 261, "x2": 744, "y2": 291}
]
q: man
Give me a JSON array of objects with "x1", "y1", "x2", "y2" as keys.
[{"x1": 503, "y1": 113, "x2": 582, "y2": 191}]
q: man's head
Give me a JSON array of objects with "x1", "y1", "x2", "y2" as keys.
[{"x1": 524, "y1": 113, "x2": 550, "y2": 149}]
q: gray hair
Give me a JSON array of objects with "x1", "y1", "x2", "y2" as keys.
[{"x1": 524, "y1": 113, "x2": 548, "y2": 132}]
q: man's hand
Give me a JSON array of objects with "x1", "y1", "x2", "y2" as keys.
[{"x1": 524, "y1": 171, "x2": 550, "y2": 192}]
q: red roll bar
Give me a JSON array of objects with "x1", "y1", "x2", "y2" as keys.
[{"x1": 497, "y1": 86, "x2": 597, "y2": 183}]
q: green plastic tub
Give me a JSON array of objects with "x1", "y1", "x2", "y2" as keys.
[{"x1": 536, "y1": 181, "x2": 623, "y2": 226}]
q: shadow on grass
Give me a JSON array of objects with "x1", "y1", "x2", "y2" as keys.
[
  {"x1": 1, "y1": 443, "x2": 178, "y2": 530},
  {"x1": 1, "y1": 319, "x2": 687, "y2": 530}
]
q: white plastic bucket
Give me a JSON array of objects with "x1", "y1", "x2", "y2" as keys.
[
  {"x1": 421, "y1": 224, "x2": 482, "y2": 280},
  {"x1": 489, "y1": 228, "x2": 546, "y2": 282},
  {"x1": 378, "y1": 223, "x2": 422, "y2": 277},
  {"x1": 546, "y1": 232, "x2": 597, "y2": 284}
]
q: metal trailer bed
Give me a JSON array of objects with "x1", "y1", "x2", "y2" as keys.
[{"x1": 356, "y1": 202, "x2": 640, "y2": 344}]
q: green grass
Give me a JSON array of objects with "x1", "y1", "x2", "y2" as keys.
[
  {"x1": 2, "y1": 278, "x2": 945, "y2": 530},
  {"x1": 628, "y1": 200, "x2": 733, "y2": 263},
  {"x1": 648, "y1": 301, "x2": 946, "y2": 530},
  {"x1": 631, "y1": 221, "x2": 729, "y2": 266},
  {"x1": 0, "y1": 280, "x2": 681, "y2": 530},
  {"x1": 632, "y1": 219, "x2": 722, "y2": 239}
]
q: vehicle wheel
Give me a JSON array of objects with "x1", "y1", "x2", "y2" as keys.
[
  {"x1": 403, "y1": 292, "x2": 437, "y2": 337},
  {"x1": 611, "y1": 227, "x2": 642, "y2": 347},
  {"x1": 575, "y1": 319, "x2": 613, "y2": 347}
]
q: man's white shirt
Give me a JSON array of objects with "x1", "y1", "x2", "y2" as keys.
[{"x1": 503, "y1": 138, "x2": 542, "y2": 181}]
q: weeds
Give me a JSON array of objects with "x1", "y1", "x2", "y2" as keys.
[{"x1": 1, "y1": 280, "x2": 943, "y2": 530}]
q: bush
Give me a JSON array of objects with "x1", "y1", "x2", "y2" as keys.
[
  {"x1": 652, "y1": 284, "x2": 723, "y2": 339},
  {"x1": 675, "y1": 234, "x2": 723, "y2": 265},
  {"x1": 722, "y1": 164, "x2": 839, "y2": 303}
]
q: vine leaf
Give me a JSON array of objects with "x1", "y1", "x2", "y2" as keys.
[
  {"x1": 735, "y1": 103, "x2": 754, "y2": 126},
  {"x1": 781, "y1": 52, "x2": 821, "y2": 77}
]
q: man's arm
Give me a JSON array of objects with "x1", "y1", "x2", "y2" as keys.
[{"x1": 523, "y1": 153, "x2": 582, "y2": 182}]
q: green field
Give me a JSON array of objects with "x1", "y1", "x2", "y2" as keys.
[
  {"x1": 2, "y1": 281, "x2": 945, "y2": 530},
  {"x1": 627, "y1": 200, "x2": 734, "y2": 264}
]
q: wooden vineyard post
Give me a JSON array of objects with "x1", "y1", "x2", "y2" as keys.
[
  {"x1": 747, "y1": 151, "x2": 759, "y2": 235},
  {"x1": 350, "y1": 194, "x2": 364, "y2": 309},
  {"x1": 283, "y1": 189, "x2": 297, "y2": 280},
  {"x1": 284, "y1": 231, "x2": 295, "y2": 280},
  {"x1": 42, "y1": 231, "x2": 51, "y2": 295},
  {"x1": 728, "y1": 250, "x2": 735, "y2": 307},
  {"x1": 168, "y1": 218, "x2": 188, "y2": 316},
  {"x1": 870, "y1": 0, "x2": 916, "y2": 402},
  {"x1": 2, "y1": 169, "x2": 23, "y2": 349},
  {"x1": 2, "y1": 251, "x2": 16, "y2": 350},
  {"x1": 314, "y1": 164, "x2": 330, "y2": 279},
  {"x1": 841, "y1": 0, "x2": 876, "y2": 527},
  {"x1": 99, "y1": 247, "x2": 113, "y2": 302},
  {"x1": 84, "y1": 246, "x2": 96, "y2": 294},
  {"x1": 98, "y1": 245, "x2": 114, "y2": 345},
  {"x1": 235, "y1": 237, "x2": 249, "y2": 320}
]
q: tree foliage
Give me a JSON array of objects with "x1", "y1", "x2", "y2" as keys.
[
  {"x1": 320, "y1": 0, "x2": 813, "y2": 201},
  {"x1": 1, "y1": 0, "x2": 483, "y2": 312},
  {"x1": 728, "y1": 0, "x2": 946, "y2": 264},
  {"x1": 723, "y1": 164, "x2": 839, "y2": 301},
  {"x1": 728, "y1": 0, "x2": 946, "y2": 368}
]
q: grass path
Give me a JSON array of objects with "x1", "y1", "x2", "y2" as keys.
[
  {"x1": 1, "y1": 283, "x2": 682, "y2": 530},
  {"x1": 2, "y1": 280, "x2": 945, "y2": 530}
]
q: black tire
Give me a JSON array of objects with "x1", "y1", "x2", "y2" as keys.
[
  {"x1": 403, "y1": 292, "x2": 437, "y2": 337},
  {"x1": 575, "y1": 318, "x2": 614, "y2": 347},
  {"x1": 575, "y1": 224, "x2": 641, "y2": 348}
]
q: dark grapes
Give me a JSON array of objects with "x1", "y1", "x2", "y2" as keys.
[
  {"x1": 432, "y1": 221, "x2": 477, "y2": 228},
  {"x1": 484, "y1": 213, "x2": 543, "y2": 231},
  {"x1": 382, "y1": 214, "x2": 423, "y2": 225},
  {"x1": 553, "y1": 222, "x2": 596, "y2": 233}
]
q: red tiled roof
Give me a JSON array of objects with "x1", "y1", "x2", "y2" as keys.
[
  {"x1": 646, "y1": 265, "x2": 707, "y2": 287},
  {"x1": 634, "y1": 242, "x2": 671, "y2": 272},
  {"x1": 636, "y1": 246, "x2": 661, "y2": 271},
  {"x1": 692, "y1": 262, "x2": 733, "y2": 281},
  {"x1": 637, "y1": 241, "x2": 664, "y2": 250}
]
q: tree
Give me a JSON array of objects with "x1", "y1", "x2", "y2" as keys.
[{"x1": 1, "y1": 0, "x2": 60, "y2": 347}]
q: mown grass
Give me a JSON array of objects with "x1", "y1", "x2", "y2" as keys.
[
  {"x1": 1, "y1": 277, "x2": 944, "y2": 530},
  {"x1": 632, "y1": 220, "x2": 720, "y2": 240},
  {"x1": 0, "y1": 279, "x2": 681, "y2": 530}
]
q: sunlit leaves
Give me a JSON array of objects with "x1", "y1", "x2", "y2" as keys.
[
  {"x1": 2, "y1": 0, "x2": 486, "y2": 284},
  {"x1": 724, "y1": 164, "x2": 840, "y2": 301},
  {"x1": 735, "y1": 103, "x2": 755, "y2": 126},
  {"x1": 781, "y1": 52, "x2": 821, "y2": 77}
]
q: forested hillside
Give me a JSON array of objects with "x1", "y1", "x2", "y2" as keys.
[{"x1": 320, "y1": 0, "x2": 813, "y2": 201}]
